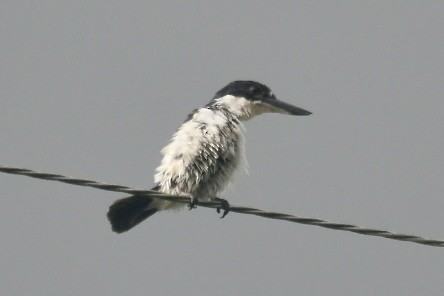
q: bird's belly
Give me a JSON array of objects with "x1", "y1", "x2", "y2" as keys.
[
  {"x1": 155, "y1": 137, "x2": 245, "y2": 202},
  {"x1": 154, "y1": 109, "x2": 246, "y2": 207}
]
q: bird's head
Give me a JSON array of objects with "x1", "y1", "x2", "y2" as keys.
[{"x1": 211, "y1": 80, "x2": 311, "y2": 121}]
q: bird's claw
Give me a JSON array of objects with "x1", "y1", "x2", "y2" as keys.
[
  {"x1": 214, "y1": 198, "x2": 230, "y2": 218},
  {"x1": 188, "y1": 195, "x2": 197, "y2": 210}
]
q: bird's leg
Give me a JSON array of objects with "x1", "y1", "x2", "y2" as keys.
[
  {"x1": 188, "y1": 195, "x2": 198, "y2": 210},
  {"x1": 214, "y1": 197, "x2": 230, "y2": 218}
]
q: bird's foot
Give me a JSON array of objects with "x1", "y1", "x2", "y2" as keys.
[
  {"x1": 188, "y1": 195, "x2": 198, "y2": 211},
  {"x1": 214, "y1": 197, "x2": 230, "y2": 218}
]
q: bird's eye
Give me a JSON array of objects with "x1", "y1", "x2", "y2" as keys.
[{"x1": 249, "y1": 86, "x2": 261, "y2": 97}]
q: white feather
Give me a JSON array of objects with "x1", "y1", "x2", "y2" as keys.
[{"x1": 153, "y1": 99, "x2": 251, "y2": 210}]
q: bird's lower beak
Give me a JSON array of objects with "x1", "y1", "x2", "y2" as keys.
[{"x1": 261, "y1": 98, "x2": 312, "y2": 116}]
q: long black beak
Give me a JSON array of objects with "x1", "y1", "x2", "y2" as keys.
[{"x1": 261, "y1": 97, "x2": 312, "y2": 116}]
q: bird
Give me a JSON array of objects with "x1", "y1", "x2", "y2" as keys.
[{"x1": 107, "y1": 80, "x2": 311, "y2": 233}]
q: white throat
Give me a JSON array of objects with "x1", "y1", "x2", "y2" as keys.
[{"x1": 213, "y1": 95, "x2": 273, "y2": 121}]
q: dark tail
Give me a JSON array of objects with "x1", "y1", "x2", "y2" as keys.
[{"x1": 107, "y1": 195, "x2": 159, "y2": 233}]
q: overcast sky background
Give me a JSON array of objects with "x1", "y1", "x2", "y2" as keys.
[{"x1": 1, "y1": 2, "x2": 443, "y2": 295}]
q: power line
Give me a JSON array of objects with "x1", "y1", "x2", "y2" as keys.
[{"x1": 1, "y1": 164, "x2": 442, "y2": 247}]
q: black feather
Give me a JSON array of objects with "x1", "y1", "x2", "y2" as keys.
[{"x1": 107, "y1": 195, "x2": 158, "y2": 233}]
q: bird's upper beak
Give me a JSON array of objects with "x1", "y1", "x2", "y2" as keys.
[{"x1": 260, "y1": 97, "x2": 312, "y2": 116}]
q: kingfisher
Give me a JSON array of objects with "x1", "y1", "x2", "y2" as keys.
[{"x1": 107, "y1": 80, "x2": 311, "y2": 233}]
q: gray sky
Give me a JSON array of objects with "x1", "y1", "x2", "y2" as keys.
[{"x1": 1, "y1": 1, "x2": 443, "y2": 295}]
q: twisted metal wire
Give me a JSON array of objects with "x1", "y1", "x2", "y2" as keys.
[{"x1": 1, "y1": 164, "x2": 442, "y2": 247}]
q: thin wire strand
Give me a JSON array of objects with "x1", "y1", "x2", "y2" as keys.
[{"x1": 1, "y1": 164, "x2": 442, "y2": 247}]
